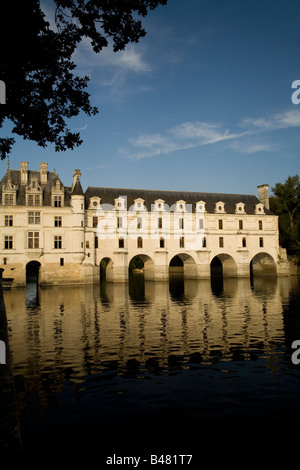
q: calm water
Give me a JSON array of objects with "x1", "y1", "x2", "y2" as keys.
[{"x1": 4, "y1": 274, "x2": 300, "y2": 461}]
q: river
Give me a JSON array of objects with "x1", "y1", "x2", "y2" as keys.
[{"x1": 4, "y1": 273, "x2": 300, "y2": 463}]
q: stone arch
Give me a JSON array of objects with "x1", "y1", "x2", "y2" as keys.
[
  {"x1": 26, "y1": 261, "x2": 41, "y2": 285},
  {"x1": 211, "y1": 254, "x2": 238, "y2": 278},
  {"x1": 169, "y1": 253, "x2": 198, "y2": 279},
  {"x1": 26, "y1": 261, "x2": 40, "y2": 308},
  {"x1": 250, "y1": 252, "x2": 277, "y2": 276},
  {"x1": 129, "y1": 254, "x2": 155, "y2": 280},
  {"x1": 100, "y1": 257, "x2": 114, "y2": 282}
]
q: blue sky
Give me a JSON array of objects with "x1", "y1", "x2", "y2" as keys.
[{"x1": 2, "y1": 0, "x2": 300, "y2": 196}]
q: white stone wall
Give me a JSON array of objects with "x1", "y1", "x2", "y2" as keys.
[{"x1": 0, "y1": 166, "x2": 291, "y2": 286}]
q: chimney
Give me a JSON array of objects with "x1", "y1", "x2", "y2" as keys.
[
  {"x1": 73, "y1": 169, "x2": 81, "y2": 188},
  {"x1": 20, "y1": 161, "x2": 28, "y2": 184},
  {"x1": 40, "y1": 162, "x2": 48, "y2": 185},
  {"x1": 257, "y1": 184, "x2": 269, "y2": 210}
]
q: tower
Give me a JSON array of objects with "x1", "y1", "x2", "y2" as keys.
[{"x1": 71, "y1": 169, "x2": 85, "y2": 263}]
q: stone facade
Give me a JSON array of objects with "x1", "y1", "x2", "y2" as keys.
[{"x1": 0, "y1": 162, "x2": 291, "y2": 286}]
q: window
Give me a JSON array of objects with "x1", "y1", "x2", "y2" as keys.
[
  {"x1": 119, "y1": 237, "x2": 124, "y2": 248},
  {"x1": 259, "y1": 220, "x2": 263, "y2": 230},
  {"x1": 4, "y1": 236, "x2": 13, "y2": 249},
  {"x1": 5, "y1": 215, "x2": 13, "y2": 227},
  {"x1": 60, "y1": 258, "x2": 64, "y2": 266},
  {"x1": 54, "y1": 216, "x2": 62, "y2": 227},
  {"x1": 137, "y1": 237, "x2": 143, "y2": 248},
  {"x1": 28, "y1": 232, "x2": 39, "y2": 249},
  {"x1": 54, "y1": 195, "x2": 62, "y2": 207},
  {"x1": 3, "y1": 258, "x2": 7, "y2": 265},
  {"x1": 242, "y1": 237, "x2": 247, "y2": 248},
  {"x1": 137, "y1": 217, "x2": 142, "y2": 229},
  {"x1": 117, "y1": 216, "x2": 122, "y2": 228},
  {"x1": 179, "y1": 237, "x2": 184, "y2": 248},
  {"x1": 239, "y1": 220, "x2": 243, "y2": 230},
  {"x1": 160, "y1": 237, "x2": 165, "y2": 248},
  {"x1": 54, "y1": 236, "x2": 62, "y2": 249},
  {"x1": 158, "y1": 217, "x2": 163, "y2": 229},
  {"x1": 95, "y1": 236, "x2": 98, "y2": 249},
  {"x1": 219, "y1": 237, "x2": 224, "y2": 248},
  {"x1": 86, "y1": 241, "x2": 90, "y2": 248},
  {"x1": 259, "y1": 237, "x2": 264, "y2": 248},
  {"x1": 93, "y1": 216, "x2": 98, "y2": 228},
  {"x1": 28, "y1": 211, "x2": 40, "y2": 224},
  {"x1": 219, "y1": 219, "x2": 223, "y2": 230},
  {"x1": 4, "y1": 194, "x2": 14, "y2": 205},
  {"x1": 28, "y1": 194, "x2": 41, "y2": 206},
  {"x1": 179, "y1": 218, "x2": 184, "y2": 229},
  {"x1": 202, "y1": 237, "x2": 206, "y2": 248},
  {"x1": 199, "y1": 218, "x2": 204, "y2": 230}
]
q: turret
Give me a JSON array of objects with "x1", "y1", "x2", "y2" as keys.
[{"x1": 71, "y1": 169, "x2": 85, "y2": 262}]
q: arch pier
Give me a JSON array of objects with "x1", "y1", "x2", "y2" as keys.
[
  {"x1": 26, "y1": 261, "x2": 41, "y2": 285},
  {"x1": 250, "y1": 253, "x2": 277, "y2": 276},
  {"x1": 98, "y1": 250, "x2": 280, "y2": 282}
]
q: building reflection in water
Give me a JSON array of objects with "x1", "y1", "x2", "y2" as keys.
[{"x1": 3, "y1": 274, "x2": 299, "y2": 420}]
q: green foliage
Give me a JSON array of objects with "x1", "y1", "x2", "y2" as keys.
[
  {"x1": 270, "y1": 175, "x2": 300, "y2": 254},
  {"x1": 0, "y1": 0, "x2": 167, "y2": 159}
]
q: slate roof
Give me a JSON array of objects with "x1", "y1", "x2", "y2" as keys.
[
  {"x1": 1, "y1": 167, "x2": 273, "y2": 215},
  {"x1": 72, "y1": 179, "x2": 84, "y2": 196},
  {"x1": 0, "y1": 169, "x2": 72, "y2": 206},
  {"x1": 85, "y1": 186, "x2": 273, "y2": 215}
]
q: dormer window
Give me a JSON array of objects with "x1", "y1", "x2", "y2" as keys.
[
  {"x1": 133, "y1": 198, "x2": 146, "y2": 211},
  {"x1": 235, "y1": 202, "x2": 245, "y2": 214},
  {"x1": 29, "y1": 177, "x2": 40, "y2": 190},
  {"x1": 54, "y1": 195, "x2": 62, "y2": 207},
  {"x1": 255, "y1": 203, "x2": 265, "y2": 214},
  {"x1": 196, "y1": 201, "x2": 206, "y2": 213},
  {"x1": 215, "y1": 201, "x2": 225, "y2": 213},
  {"x1": 114, "y1": 197, "x2": 127, "y2": 211},
  {"x1": 3, "y1": 189, "x2": 16, "y2": 206},
  {"x1": 153, "y1": 199, "x2": 165, "y2": 212},
  {"x1": 2, "y1": 176, "x2": 17, "y2": 206},
  {"x1": 176, "y1": 200, "x2": 186, "y2": 212},
  {"x1": 89, "y1": 197, "x2": 101, "y2": 209},
  {"x1": 28, "y1": 194, "x2": 41, "y2": 207},
  {"x1": 51, "y1": 179, "x2": 64, "y2": 207}
]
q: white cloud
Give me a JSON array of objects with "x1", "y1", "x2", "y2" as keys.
[
  {"x1": 230, "y1": 141, "x2": 276, "y2": 154},
  {"x1": 72, "y1": 123, "x2": 88, "y2": 131},
  {"x1": 73, "y1": 38, "x2": 151, "y2": 75},
  {"x1": 123, "y1": 121, "x2": 247, "y2": 160},
  {"x1": 121, "y1": 108, "x2": 300, "y2": 160},
  {"x1": 241, "y1": 109, "x2": 300, "y2": 131},
  {"x1": 114, "y1": 47, "x2": 151, "y2": 73}
]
